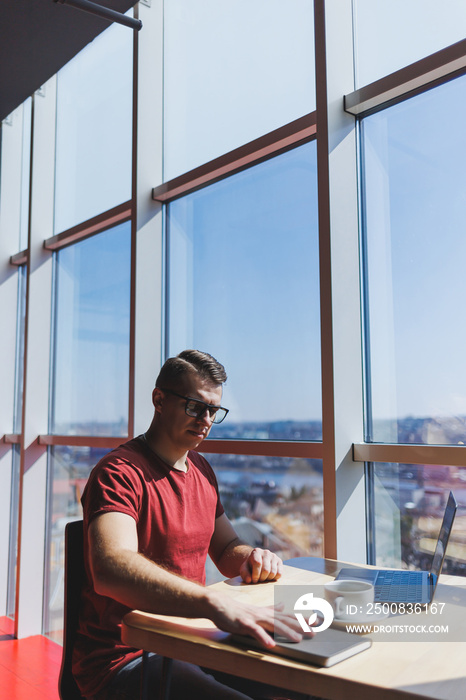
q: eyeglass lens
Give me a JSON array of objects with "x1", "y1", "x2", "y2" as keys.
[{"x1": 185, "y1": 400, "x2": 226, "y2": 423}]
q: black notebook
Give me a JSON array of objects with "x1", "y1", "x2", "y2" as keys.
[{"x1": 231, "y1": 628, "x2": 371, "y2": 667}]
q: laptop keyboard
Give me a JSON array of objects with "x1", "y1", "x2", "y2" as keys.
[{"x1": 375, "y1": 570, "x2": 424, "y2": 602}]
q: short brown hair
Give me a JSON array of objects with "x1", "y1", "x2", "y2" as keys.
[{"x1": 155, "y1": 350, "x2": 227, "y2": 389}]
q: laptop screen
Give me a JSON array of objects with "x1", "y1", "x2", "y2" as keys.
[{"x1": 430, "y1": 491, "x2": 458, "y2": 579}]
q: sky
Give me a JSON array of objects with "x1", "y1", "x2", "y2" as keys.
[
  {"x1": 54, "y1": 18, "x2": 132, "y2": 234},
  {"x1": 167, "y1": 143, "x2": 322, "y2": 425},
  {"x1": 52, "y1": 223, "x2": 131, "y2": 433},
  {"x1": 363, "y1": 73, "x2": 466, "y2": 424}
]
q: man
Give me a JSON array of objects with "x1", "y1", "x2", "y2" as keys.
[{"x1": 73, "y1": 350, "x2": 310, "y2": 699}]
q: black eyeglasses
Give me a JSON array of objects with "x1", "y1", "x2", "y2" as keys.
[{"x1": 160, "y1": 388, "x2": 229, "y2": 424}]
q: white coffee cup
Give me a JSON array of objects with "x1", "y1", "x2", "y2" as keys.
[{"x1": 324, "y1": 579, "x2": 374, "y2": 621}]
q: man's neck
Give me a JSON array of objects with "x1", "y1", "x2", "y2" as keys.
[{"x1": 143, "y1": 427, "x2": 189, "y2": 472}]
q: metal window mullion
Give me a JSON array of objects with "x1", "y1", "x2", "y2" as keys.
[
  {"x1": 353, "y1": 442, "x2": 466, "y2": 468},
  {"x1": 315, "y1": 0, "x2": 366, "y2": 563},
  {"x1": 198, "y1": 440, "x2": 323, "y2": 460},
  {"x1": 314, "y1": 0, "x2": 337, "y2": 560},
  {"x1": 152, "y1": 113, "x2": 317, "y2": 203},
  {"x1": 132, "y1": 0, "x2": 165, "y2": 436},
  {"x1": 357, "y1": 118, "x2": 374, "y2": 443},
  {"x1": 43, "y1": 200, "x2": 132, "y2": 252},
  {"x1": 345, "y1": 37, "x2": 466, "y2": 117},
  {"x1": 128, "y1": 2, "x2": 139, "y2": 440}
]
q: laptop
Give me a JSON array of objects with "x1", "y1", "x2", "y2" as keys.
[
  {"x1": 232, "y1": 628, "x2": 371, "y2": 667},
  {"x1": 336, "y1": 491, "x2": 458, "y2": 604}
]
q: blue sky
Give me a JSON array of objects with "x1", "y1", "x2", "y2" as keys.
[
  {"x1": 364, "y1": 73, "x2": 466, "y2": 423},
  {"x1": 168, "y1": 143, "x2": 322, "y2": 424}
]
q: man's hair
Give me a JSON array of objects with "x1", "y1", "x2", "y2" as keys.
[{"x1": 155, "y1": 350, "x2": 227, "y2": 389}]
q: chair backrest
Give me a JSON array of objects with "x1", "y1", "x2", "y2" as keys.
[{"x1": 59, "y1": 519, "x2": 85, "y2": 700}]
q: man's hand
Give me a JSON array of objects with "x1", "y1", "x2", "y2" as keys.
[
  {"x1": 210, "y1": 514, "x2": 285, "y2": 581},
  {"x1": 208, "y1": 592, "x2": 309, "y2": 648},
  {"x1": 239, "y1": 547, "x2": 283, "y2": 584}
]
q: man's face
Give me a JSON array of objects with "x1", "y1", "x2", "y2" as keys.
[{"x1": 154, "y1": 372, "x2": 223, "y2": 452}]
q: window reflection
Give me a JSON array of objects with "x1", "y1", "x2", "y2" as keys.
[
  {"x1": 167, "y1": 143, "x2": 321, "y2": 439},
  {"x1": 362, "y1": 75, "x2": 466, "y2": 444},
  {"x1": 54, "y1": 20, "x2": 132, "y2": 233},
  {"x1": 163, "y1": 0, "x2": 315, "y2": 180},
  {"x1": 51, "y1": 223, "x2": 131, "y2": 436},
  {"x1": 354, "y1": 0, "x2": 466, "y2": 87}
]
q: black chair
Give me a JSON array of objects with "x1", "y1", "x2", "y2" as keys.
[
  {"x1": 58, "y1": 519, "x2": 173, "y2": 700},
  {"x1": 59, "y1": 519, "x2": 85, "y2": 700}
]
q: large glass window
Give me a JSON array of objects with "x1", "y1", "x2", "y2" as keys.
[
  {"x1": 51, "y1": 223, "x2": 131, "y2": 436},
  {"x1": 167, "y1": 142, "x2": 321, "y2": 439},
  {"x1": 54, "y1": 20, "x2": 133, "y2": 233},
  {"x1": 361, "y1": 75, "x2": 466, "y2": 445},
  {"x1": 163, "y1": 0, "x2": 315, "y2": 180},
  {"x1": 353, "y1": 0, "x2": 466, "y2": 87}
]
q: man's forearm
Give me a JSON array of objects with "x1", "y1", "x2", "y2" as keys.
[
  {"x1": 91, "y1": 538, "x2": 294, "y2": 648},
  {"x1": 92, "y1": 548, "x2": 214, "y2": 618},
  {"x1": 214, "y1": 538, "x2": 253, "y2": 578}
]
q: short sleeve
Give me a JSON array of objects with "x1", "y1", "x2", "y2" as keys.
[{"x1": 83, "y1": 458, "x2": 143, "y2": 526}]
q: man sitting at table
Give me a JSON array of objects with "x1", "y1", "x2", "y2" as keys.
[{"x1": 72, "y1": 349, "x2": 312, "y2": 700}]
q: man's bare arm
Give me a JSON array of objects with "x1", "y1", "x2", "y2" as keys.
[
  {"x1": 89, "y1": 511, "x2": 300, "y2": 647},
  {"x1": 89, "y1": 511, "x2": 212, "y2": 616}
]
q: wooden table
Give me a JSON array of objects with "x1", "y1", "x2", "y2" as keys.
[{"x1": 121, "y1": 559, "x2": 466, "y2": 700}]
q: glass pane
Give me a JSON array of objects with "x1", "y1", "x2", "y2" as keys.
[
  {"x1": 6, "y1": 447, "x2": 21, "y2": 618},
  {"x1": 43, "y1": 446, "x2": 110, "y2": 642},
  {"x1": 362, "y1": 75, "x2": 466, "y2": 444},
  {"x1": 204, "y1": 454, "x2": 323, "y2": 584},
  {"x1": 51, "y1": 223, "x2": 131, "y2": 436},
  {"x1": 354, "y1": 0, "x2": 466, "y2": 87},
  {"x1": 0, "y1": 99, "x2": 31, "y2": 254},
  {"x1": 54, "y1": 19, "x2": 133, "y2": 233},
  {"x1": 373, "y1": 463, "x2": 466, "y2": 577},
  {"x1": 6, "y1": 266, "x2": 27, "y2": 620},
  {"x1": 19, "y1": 97, "x2": 32, "y2": 251},
  {"x1": 164, "y1": 0, "x2": 315, "y2": 180},
  {"x1": 13, "y1": 265, "x2": 27, "y2": 433},
  {"x1": 167, "y1": 143, "x2": 321, "y2": 439}
]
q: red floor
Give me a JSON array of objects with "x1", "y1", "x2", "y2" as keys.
[{"x1": 0, "y1": 617, "x2": 61, "y2": 699}]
